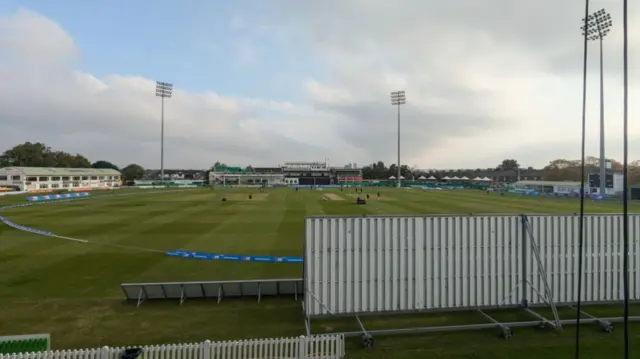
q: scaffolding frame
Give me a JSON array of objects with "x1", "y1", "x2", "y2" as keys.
[{"x1": 303, "y1": 214, "x2": 637, "y2": 348}]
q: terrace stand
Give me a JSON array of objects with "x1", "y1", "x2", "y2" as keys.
[
  {"x1": 121, "y1": 279, "x2": 303, "y2": 307},
  {"x1": 302, "y1": 214, "x2": 637, "y2": 348}
]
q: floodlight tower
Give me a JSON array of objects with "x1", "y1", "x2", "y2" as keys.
[
  {"x1": 391, "y1": 91, "x2": 406, "y2": 188},
  {"x1": 581, "y1": 9, "x2": 612, "y2": 196},
  {"x1": 155, "y1": 81, "x2": 173, "y2": 183}
]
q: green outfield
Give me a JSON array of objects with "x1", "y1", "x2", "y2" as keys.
[{"x1": 0, "y1": 188, "x2": 638, "y2": 359}]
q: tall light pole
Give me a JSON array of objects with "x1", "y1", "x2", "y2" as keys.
[
  {"x1": 155, "y1": 81, "x2": 173, "y2": 183},
  {"x1": 390, "y1": 91, "x2": 406, "y2": 188},
  {"x1": 581, "y1": 9, "x2": 612, "y2": 196}
]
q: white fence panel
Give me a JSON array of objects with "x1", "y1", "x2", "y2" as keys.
[
  {"x1": 304, "y1": 215, "x2": 523, "y2": 316},
  {"x1": 526, "y1": 214, "x2": 640, "y2": 305},
  {"x1": 0, "y1": 335, "x2": 345, "y2": 359}
]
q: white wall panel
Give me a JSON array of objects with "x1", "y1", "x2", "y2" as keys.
[
  {"x1": 304, "y1": 215, "x2": 523, "y2": 316},
  {"x1": 526, "y1": 214, "x2": 640, "y2": 305}
]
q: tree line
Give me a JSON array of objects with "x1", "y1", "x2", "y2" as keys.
[
  {"x1": 361, "y1": 159, "x2": 525, "y2": 180},
  {"x1": 542, "y1": 157, "x2": 640, "y2": 182},
  {"x1": 0, "y1": 142, "x2": 145, "y2": 181},
  {"x1": 362, "y1": 158, "x2": 640, "y2": 183},
  {"x1": 4, "y1": 142, "x2": 640, "y2": 183}
]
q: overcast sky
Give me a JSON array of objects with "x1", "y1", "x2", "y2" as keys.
[{"x1": 0, "y1": 0, "x2": 639, "y2": 170}]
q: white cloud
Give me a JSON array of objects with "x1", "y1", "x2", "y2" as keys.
[
  {"x1": 1, "y1": 3, "x2": 640, "y2": 171},
  {"x1": 0, "y1": 8, "x2": 336, "y2": 169},
  {"x1": 305, "y1": 80, "x2": 354, "y2": 105},
  {"x1": 258, "y1": 0, "x2": 640, "y2": 168}
]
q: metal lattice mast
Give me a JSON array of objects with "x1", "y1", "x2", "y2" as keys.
[
  {"x1": 155, "y1": 81, "x2": 173, "y2": 182},
  {"x1": 390, "y1": 91, "x2": 406, "y2": 188},
  {"x1": 581, "y1": 9, "x2": 612, "y2": 195}
]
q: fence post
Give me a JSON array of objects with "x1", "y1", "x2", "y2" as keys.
[
  {"x1": 202, "y1": 340, "x2": 211, "y2": 359},
  {"x1": 100, "y1": 346, "x2": 110, "y2": 359},
  {"x1": 520, "y1": 214, "x2": 529, "y2": 307},
  {"x1": 297, "y1": 335, "x2": 307, "y2": 359}
]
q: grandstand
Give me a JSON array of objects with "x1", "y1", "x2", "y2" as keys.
[
  {"x1": 209, "y1": 165, "x2": 284, "y2": 186},
  {"x1": 143, "y1": 169, "x2": 206, "y2": 181},
  {"x1": 207, "y1": 161, "x2": 363, "y2": 187},
  {"x1": 332, "y1": 167, "x2": 363, "y2": 186},
  {"x1": 282, "y1": 161, "x2": 332, "y2": 186},
  {"x1": 0, "y1": 167, "x2": 121, "y2": 192}
]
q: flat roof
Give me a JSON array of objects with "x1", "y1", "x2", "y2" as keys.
[
  {"x1": 253, "y1": 167, "x2": 282, "y2": 171},
  {"x1": 0, "y1": 167, "x2": 120, "y2": 176},
  {"x1": 515, "y1": 180, "x2": 582, "y2": 187},
  {"x1": 332, "y1": 168, "x2": 362, "y2": 171}
]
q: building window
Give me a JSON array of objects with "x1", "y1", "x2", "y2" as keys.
[
  {"x1": 62, "y1": 176, "x2": 70, "y2": 181},
  {"x1": 62, "y1": 183, "x2": 69, "y2": 188},
  {"x1": 51, "y1": 184, "x2": 60, "y2": 188},
  {"x1": 99, "y1": 176, "x2": 105, "y2": 180},
  {"x1": 27, "y1": 176, "x2": 37, "y2": 182},
  {"x1": 38, "y1": 176, "x2": 48, "y2": 181},
  {"x1": 81, "y1": 176, "x2": 89, "y2": 180},
  {"x1": 73, "y1": 176, "x2": 81, "y2": 180},
  {"x1": 91, "y1": 176, "x2": 98, "y2": 180},
  {"x1": 51, "y1": 177, "x2": 61, "y2": 181},
  {"x1": 12, "y1": 176, "x2": 20, "y2": 180},
  {"x1": 0, "y1": 176, "x2": 7, "y2": 181},
  {"x1": 39, "y1": 184, "x2": 48, "y2": 189},
  {"x1": 72, "y1": 182, "x2": 80, "y2": 187}
]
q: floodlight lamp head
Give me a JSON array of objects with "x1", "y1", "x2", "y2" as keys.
[
  {"x1": 155, "y1": 80, "x2": 174, "y2": 98},
  {"x1": 156, "y1": 82, "x2": 173, "y2": 89},
  {"x1": 391, "y1": 90, "x2": 406, "y2": 106}
]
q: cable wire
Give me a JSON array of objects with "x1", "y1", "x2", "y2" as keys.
[
  {"x1": 575, "y1": 1, "x2": 590, "y2": 358},
  {"x1": 621, "y1": 0, "x2": 630, "y2": 357}
]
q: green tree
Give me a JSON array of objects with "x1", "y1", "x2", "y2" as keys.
[
  {"x1": 362, "y1": 161, "x2": 388, "y2": 179},
  {"x1": 497, "y1": 159, "x2": 520, "y2": 171},
  {"x1": 92, "y1": 160, "x2": 120, "y2": 171},
  {"x1": 0, "y1": 142, "x2": 91, "y2": 168},
  {"x1": 400, "y1": 164, "x2": 412, "y2": 178},
  {"x1": 212, "y1": 161, "x2": 227, "y2": 169},
  {"x1": 386, "y1": 164, "x2": 410, "y2": 178},
  {"x1": 121, "y1": 164, "x2": 145, "y2": 181}
]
